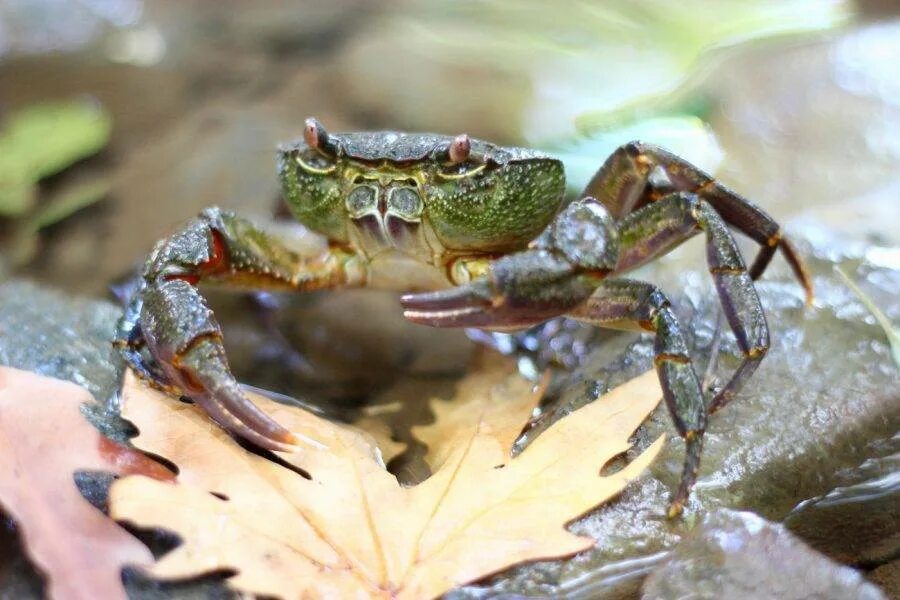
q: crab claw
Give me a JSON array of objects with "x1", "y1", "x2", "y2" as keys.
[
  {"x1": 141, "y1": 279, "x2": 297, "y2": 452},
  {"x1": 402, "y1": 250, "x2": 594, "y2": 330},
  {"x1": 401, "y1": 280, "x2": 499, "y2": 327},
  {"x1": 176, "y1": 337, "x2": 298, "y2": 452}
]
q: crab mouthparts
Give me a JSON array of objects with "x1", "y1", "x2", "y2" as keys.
[{"x1": 346, "y1": 184, "x2": 431, "y2": 258}]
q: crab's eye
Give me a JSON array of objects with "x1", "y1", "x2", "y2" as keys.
[
  {"x1": 436, "y1": 134, "x2": 485, "y2": 180},
  {"x1": 304, "y1": 118, "x2": 324, "y2": 149},
  {"x1": 448, "y1": 134, "x2": 471, "y2": 163},
  {"x1": 296, "y1": 150, "x2": 336, "y2": 175}
]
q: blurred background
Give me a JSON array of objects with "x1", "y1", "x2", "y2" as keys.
[
  {"x1": 1, "y1": 2, "x2": 899, "y2": 598},
  {"x1": 0, "y1": 0, "x2": 897, "y2": 295}
]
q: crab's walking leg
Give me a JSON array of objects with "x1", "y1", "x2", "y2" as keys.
[
  {"x1": 583, "y1": 142, "x2": 813, "y2": 303},
  {"x1": 114, "y1": 207, "x2": 360, "y2": 450},
  {"x1": 567, "y1": 279, "x2": 704, "y2": 517},
  {"x1": 614, "y1": 192, "x2": 769, "y2": 413},
  {"x1": 403, "y1": 194, "x2": 770, "y2": 515}
]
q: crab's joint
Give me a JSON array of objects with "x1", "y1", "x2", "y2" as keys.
[
  {"x1": 653, "y1": 353, "x2": 691, "y2": 366},
  {"x1": 162, "y1": 229, "x2": 228, "y2": 285},
  {"x1": 447, "y1": 256, "x2": 492, "y2": 285},
  {"x1": 634, "y1": 155, "x2": 652, "y2": 173},
  {"x1": 746, "y1": 346, "x2": 766, "y2": 359},
  {"x1": 165, "y1": 274, "x2": 201, "y2": 285},
  {"x1": 709, "y1": 266, "x2": 745, "y2": 275},
  {"x1": 667, "y1": 501, "x2": 685, "y2": 519}
]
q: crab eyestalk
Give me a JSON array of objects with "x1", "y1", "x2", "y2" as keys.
[
  {"x1": 303, "y1": 117, "x2": 338, "y2": 156},
  {"x1": 448, "y1": 134, "x2": 471, "y2": 163}
]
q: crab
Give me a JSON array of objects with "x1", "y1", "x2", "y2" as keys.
[{"x1": 115, "y1": 118, "x2": 812, "y2": 517}]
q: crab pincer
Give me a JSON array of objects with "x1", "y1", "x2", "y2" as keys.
[
  {"x1": 116, "y1": 206, "x2": 357, "y2": 451},
  {"x1": 138, "y1": 279, "x2": 297, "y2": 451}
]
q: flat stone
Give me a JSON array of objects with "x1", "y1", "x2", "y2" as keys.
[
  {"x1": 0, "y1": 280, "x2": 122, "y2": 405},
  {"x1": 641, "y1": 509, "x2": 886, "y2": 600},
  {"x1": 784, "y1": 437, "x2": 899, "y2": 566}
]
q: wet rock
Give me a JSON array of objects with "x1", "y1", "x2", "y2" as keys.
[
  {"x1": 0, "y1": 279, "x2": 122, "y2": 404},
  {"x1": 784, "y1": 435, "x2": 899, "y2": 566},
  {"x1": 869, "y1": 561, "x2": 900, "y2": 599},
  {"x1": 0, "y1": 0, "x2": 141, "y2": 59},
  {"x1": 641, "y1": 509, "x2": 886, "y2": 600},
  {"x1": 710, "y1": 23, "x2": 900, "y2": 227},
  {"x1": 448, "y1": 230, "x2": 898, "y2": 599}
]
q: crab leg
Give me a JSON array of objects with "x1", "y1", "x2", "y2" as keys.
[
  {"x1": 567, "y1": 279, "x2": 705, "y2": 517},
  {"x1": 402, "y1": 194, "x2": 772, "y2": 515},
  {"x1": 583, "y1": 142, "x2": 813, "y2": 303},
  {"x1": 613, "y1": 192, "x2": 769, "y2": 413},
  {"x1": 404, "y1": 267, "x2": 707, "y2": 517},
  {"x1": 115, "y1": 207, "x2": 359, "y2": 450}
]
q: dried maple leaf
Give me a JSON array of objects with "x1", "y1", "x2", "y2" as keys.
[
  {"x1": 110, "y1": 367, "x2": 663, "y2": 600},
  {"x1": 352, "y1": 414, "x2": 407, "y2": 465},
  {"x1": 352, "y1": 352, "x2": 540, "y2": 470},
  {"x1": 0, "y1": 367, "x2": 173, "y2": 600},
  {"x1": 412, "y1": 352, "x2": 546, "y2": 470}
]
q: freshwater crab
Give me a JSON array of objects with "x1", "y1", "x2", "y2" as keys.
[{"x1": 115, "y1": 118, "x2": 812, "y2": 517}]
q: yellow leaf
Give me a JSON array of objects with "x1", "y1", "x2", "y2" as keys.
[
  {"x1": 353, "y1": 414, "x2": 408, "y2": 466},
  {"x1": 412, "y1": 351, "x2": 547, "y2": 470},
  {"x1": 110, "y1": 367, "x2": 663, "y2": 600},
  {"x1": 351, "y1": 352, "x2": 538, "y2": 475}
]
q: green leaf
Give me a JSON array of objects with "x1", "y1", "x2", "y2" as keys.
[
  {"x1": 0, "y1": 99, "x2": 112, "y2": 216},
  {"x1": 29, "y1": 177, "x2": 111, "y2": 231},
  {"x1": 396, "y1": 0, "x2": 851, "y2": 141},
  {"x1": 9, "y1": 176, "x2": 111, "y2": 266},
  {"x1": 0, "y1": 181, "x2": 37, "y2": 217}
]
